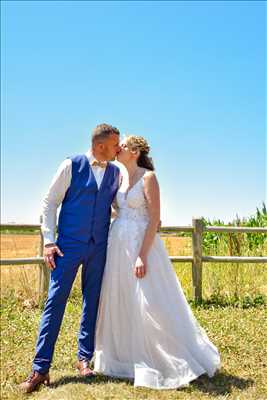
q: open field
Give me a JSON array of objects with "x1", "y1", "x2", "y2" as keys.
[
  {"x1": 1, "y1": 233, "x2": 267, "y2": 302},
  {"x1": 1, "y1": 234, "x2": 41, "y2": 258},
  {"x1": 0, "y1": 234, "x2": 191, "y2": 298},
  {"x1": 0, "y1": 233, "x2": 191, "y2": 258},
  {"x1": 1, "y1": 234, "x2": 41, "y2": 298}
]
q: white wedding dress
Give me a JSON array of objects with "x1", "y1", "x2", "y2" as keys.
[{"x1": 94, "y1": 174, "x2": 220, "y2": 389}]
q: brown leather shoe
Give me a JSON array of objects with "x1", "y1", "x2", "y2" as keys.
[
  {"x1": 19, "y1": 371, "x2": 50, "y2": 393},
  {"x1": 76, "y1": 360, "x2": 96, "y2": 377}
]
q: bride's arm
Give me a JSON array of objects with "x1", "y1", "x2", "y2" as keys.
[
  {"x1": 111, "y1": 202, "x2": 118, "y2": 219},
  {"x1": 134, "y1": 171, "x2": 160, "y2": 279},
  {"x1": 111, "y1": 173, "x2": 123, "y2": 219}
]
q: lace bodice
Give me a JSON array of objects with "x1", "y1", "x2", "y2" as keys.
[
  {"x1": 108, "y1": 175, "x2": 150, "y2": 258},
  {"x1": 116, "y1": 176, "x2": 149, "y2": 223}
]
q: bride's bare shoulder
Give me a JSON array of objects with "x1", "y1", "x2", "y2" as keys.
[
  {"x1": 143, "y1": 169, "x2": 157, "y2": 179},
  {"x1": 143, "y1": 170, "x2": 159, "y2": 187}
]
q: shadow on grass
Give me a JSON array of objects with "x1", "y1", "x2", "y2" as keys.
[
  {"x1": 188, "y1": 371, "x2": 254, "y2": 396},
  {"x1": 50, "y1": 374, "x2": 133, "y2": 389},
  {"x1": 50, "y1": 371, "x2": 253, "y2": 396}
]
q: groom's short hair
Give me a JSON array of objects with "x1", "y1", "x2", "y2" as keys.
[{"x1": 92, "y1": 123, "x2": 120, "y2": 143}]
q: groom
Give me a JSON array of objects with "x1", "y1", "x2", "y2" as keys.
[{"x1": 20, "y1": 123, "x2": 121, "y2": 393}]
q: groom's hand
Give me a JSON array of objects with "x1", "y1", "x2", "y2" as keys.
[
  {"x1": 134, "y1": 256, "x2": 147, "y2": 279},
  {"x1": 44, "y1": 243, "x2": 64, "y2": 270}
]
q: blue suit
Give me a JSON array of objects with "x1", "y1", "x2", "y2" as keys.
[{"x1": 33, "y1": 155, "x2": 120, "y2": 374}]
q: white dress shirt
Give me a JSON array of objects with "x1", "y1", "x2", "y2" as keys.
[{"x1": 41, "y1": 151, "x2": 107, "y2": 245}]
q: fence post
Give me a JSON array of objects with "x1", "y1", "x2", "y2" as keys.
[
  {"x1": 38, "y1": 215, "x2": 50, "y2": 303},
  {"x1": 192, "y1": 217, "x2": 203, "y2": 302}
]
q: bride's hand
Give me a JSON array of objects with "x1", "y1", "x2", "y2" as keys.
[{"x1": 134, "y1": 256, "x2": 147, "y2": 279}]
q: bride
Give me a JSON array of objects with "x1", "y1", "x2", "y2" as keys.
[{"x1": 94, "y1": 135, "x2": 220, "y2": 389}]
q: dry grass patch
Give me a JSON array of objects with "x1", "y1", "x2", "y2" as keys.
[{"x1": 1, "y1": 234, "x2": 41, "y2": 297}]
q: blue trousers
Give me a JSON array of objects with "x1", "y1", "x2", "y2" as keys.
[{"x1": 32, "y1": 235, "x2": 107, "y2": 374}]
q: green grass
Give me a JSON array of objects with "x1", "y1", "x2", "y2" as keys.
[
  {"x1": 1, "y1": 216, "x2": 266, "y2": 399},
  {"x1": 1, "y1": 293, "x2": 266, "y2": 400},
  {"x1": 171, "y1": 261, "x2": 267, "y2": 303},
  {"x1": 0, "y1": 227, "x2": 40, "y2": 235}
]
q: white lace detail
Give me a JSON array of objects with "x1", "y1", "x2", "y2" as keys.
[
  {"x1": 116, "y1": 177, "x2": 149, "y2": 222},
  {"x1": 108, "y1": 177, "x2": 149, "y2": 257}
]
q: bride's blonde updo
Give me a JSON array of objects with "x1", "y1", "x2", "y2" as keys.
[{"x1": 126, "y1": 135, "x2": 154, "y2": 171}]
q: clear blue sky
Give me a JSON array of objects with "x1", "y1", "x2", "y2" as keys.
[{"x1": 1, "y1": 1, "x2": 266, "y2": 225}]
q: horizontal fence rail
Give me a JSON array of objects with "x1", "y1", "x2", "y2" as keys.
[
  {"x1": 1, "y1": 218, "x2": 266, "y2": 302},
  {"x1": 202, "y1": 256, "x2": 267, "y2": 263},
  {"x1": 205, "y1": 226, "x2": 267, "y2": 233},
  {"x1": 0, "y1": 257, "x2": 44, "y2": 266}
]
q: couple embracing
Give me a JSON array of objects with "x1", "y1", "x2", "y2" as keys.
[{"x1": 20, "y1": 123, "x2": 220, "y2": 392}]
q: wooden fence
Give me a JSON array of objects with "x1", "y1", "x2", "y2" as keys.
[{"x1": 1, "y1": 218, "x2": 267, "y2": 302}]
